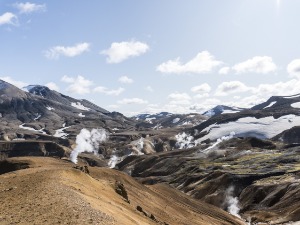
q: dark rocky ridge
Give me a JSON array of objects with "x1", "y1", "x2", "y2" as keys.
[
  {"x1": 118, "y1": 137, "x2": 300, "y2": 224},
  {"x1": 188, "y1": 94, "x2": 300, "y2": 144},
  {"x1": 0, "y1": 80, "x2": 135, "y2": 143}
]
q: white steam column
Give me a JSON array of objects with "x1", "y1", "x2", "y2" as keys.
[{"x1": 70, "y1": 128, "x2": 108, "y2": 164}]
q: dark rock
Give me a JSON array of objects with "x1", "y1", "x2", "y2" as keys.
[{"x1": 115, "y1": 181, "x2": 129, "y2": 203}]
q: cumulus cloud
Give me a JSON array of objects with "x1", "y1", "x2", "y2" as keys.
[
  {"x1": 253, "y1": 79, "x2": 300, "y2": 97},
  {"x1": 118, "y1": 75, "x2": 133, "y2": 84},
  {"x1": 61, "y1": 75, "x2": 93, "y2": 94},
  {"x1": 215, "y1": 81, "x2": 251, "y2": 96},
  {"x1": 232, "y1": 56, "x2": 277, "y2": 74},
  {"x1": 167, "y1": 92, "x2": 191, "y2": 105},
  {"x1": 118, "y1": 98, "x2": 148, "y2": 104},
  {"x1": 156, "y1": 51, "x2": 223, "y2": 74},
  {"x1": 44, "y1": 42, "x2": 90, "y2": 60},
  {"x1": 190, "y1": 98, "x2": 222, "y2": 112},
  {"x1": 0, "y1": 12, "x2": 18, "y2": 26},
  {"x1": 145, "y1": 86, "x2": 154, "y2": 92},
  {"x1": 287, "y1": 59, "x2": 300, "y2": 78},
  {"x1": 191, "y1": 83, "x2": 211, "y2": 93},
  {"x1": 93, "y1": 86, "x2": 124, "y2": 96},
  {"x1": 45, "y1": 82, "x2": 59, "y2": 91},
  {"x1": 13, "y1": 2, "x2": 46, "y2": 14},
  {"x1": 219, "y1": 67, "x2": 230, "y2": 75},
  {"x1": 194, "y1": 93, "x2": 209, "y2": 99},
  {"x1": 101, "y1": 40, "x2": 149, "y2": 63},
  {"x1": 0, "y1": 76, "x2": 28, "y2": 88}
]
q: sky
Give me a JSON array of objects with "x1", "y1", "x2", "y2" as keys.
[{"x1": 1, "y1": 0, "x2": 300, "y2": 116}]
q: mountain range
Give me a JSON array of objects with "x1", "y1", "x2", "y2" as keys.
[{"x1": 1, "y1": 79, "x2": 300, "y2": 224}]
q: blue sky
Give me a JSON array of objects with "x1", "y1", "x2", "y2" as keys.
[{"x1": 1, "y1": 0, "x2": 300, "y2": 115}]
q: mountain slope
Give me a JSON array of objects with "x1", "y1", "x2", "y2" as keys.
[
  {"x1": 0, "y1": 157, "x2": 245, "y2": 225},
  {"x1": 0, "y1": 80, "x2": 135, "y2": 142},
  {"x1": 188, "y1": 94, "x2": 300, "y2": 144}
]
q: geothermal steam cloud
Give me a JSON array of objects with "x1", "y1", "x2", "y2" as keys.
[{"x1": 70, "y1": 128, "x2": 108, "y2": 164}]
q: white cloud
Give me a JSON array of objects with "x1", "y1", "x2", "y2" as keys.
[
  {"x1": 0, "y1": 76, "x2": 28, "y2": 88},
  {"x1": 45, "y1": 82, "x2": 59, "y2": 91},
  {"x1": 219, "y1": 66, "x2": 230, "y2": 75},
  {"x1": 101, "y1": 40, "x2": 149, "y2": 63},
  {"x1": 145, "y1": 86, "x2": 154, "y2": 92},
  {"x1": 44, "y1": 42, "x2": 90, "y2": 60},
  {"x1": 61, "y1": 75, "x2": 93, "y2": 95},
  {"x1": 253, "y1": 79, "x2": 300, "y2": 97},
  {"x1": 167, "y1": 92, "x2": 191, "y2": 105},
  {"x1": 61, "y1": 75, "x2": 74, "y2": 83},
  {"x1": 118, "y1": 76, "x2": 133, "y2": 84},
  {"x1": 190, "y1": 98, "x2": 222, "y2": 112},
  {"x1": 93, "y1": 86, "x2": 124, "y2": 96},
  {"x1": 215, "y1": 81, "x2": 251, "y2": 96},
  {"x1": 156, "y1": 51, "x2": 223, "y2": 74},
  {"x1": 118, "y1": 98, "x2": 148, "y2": 104},
  {"x1": 287, "y1": 59, "x2": 300, "y2": 78},
  {"x1": 191, "y1": 83, "x2": 211, "y2": 93},
  {"x1": 232, "y1": 56, "x2": 277, "y2": 74},
  {"x1": 194, "y1": 93, "x2": 209, "y2": 99},
  {"x1": 0, "y1": 12, "x2": 18, "y2": 26},
  {"x1": 13, "y1": 2, "x2": 46, "y2": 14}
]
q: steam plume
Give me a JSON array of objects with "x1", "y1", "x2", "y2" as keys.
[
  {"x1": 224, "y1": 186, "x2": 241, "y2": 218},
  {"x1": 70, "y1": 128, "x2": 108, "y2": 164}
]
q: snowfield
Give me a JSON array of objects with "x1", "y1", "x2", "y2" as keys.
[{"x1": 196, "y1": 114, "x2": 300, "y2": 143}]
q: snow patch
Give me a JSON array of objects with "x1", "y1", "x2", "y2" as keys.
[
  {"x1": 46, "y1": 106, "x2": 54, "y2": 111},
  {"x1": 291, "y1": 102, "x2": 300, "y2": 109},
  {"x1": 78, "y1": 113, "x2": 85, "y2": 117},
  {"x1": 19, "y1": 124, "x2": 47, "y2": 135},
  {"x1": 283, "y1": 94, "x2": 300, "y2": 99},
  {"x1": 54, "y1": 126, "x2": 71, "y2": 139},
  {"x1": 201, "y1": 132, "x2": 235, "y2": 153},
  {"x1": 71, "y1": 102, "x2": 90, "y2": 111},
  {"x1": 221, "y1": 110, "x2": 239, "y2": 114},
  {"x1": 34, "y1": 114, "x2": 41, "y2": 121},
  {"x1": 263, "y1": 101, "x2": 276, "y2": 109},
  {"x1": 173, "y1": 118, "x2": 180, "y2": 123},
  {"x1": 145, "y1": 117, "x2": 156, "y2": 124}
]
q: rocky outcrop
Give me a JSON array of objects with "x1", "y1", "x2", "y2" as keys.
[{"x1": 0, "y1": 141, "x2": 65, "y2": 160}]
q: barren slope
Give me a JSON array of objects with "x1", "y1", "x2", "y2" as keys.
[{"x1": 0, "y1": 157, "x2": 245, "y2": 225}]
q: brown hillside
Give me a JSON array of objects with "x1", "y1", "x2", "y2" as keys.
[{"x1": 0, "y1": 157, "x2": 245, "y2": 225}]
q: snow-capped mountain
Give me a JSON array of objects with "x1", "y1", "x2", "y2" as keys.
[
  {"x1": 132, "y1": 112, "x2": 207, "y2": 129},
  {"x1": 187, "y1": 94, "x2": 300, "y2": 144},
  {"x1": 202, "y1": 105, "x2": 243, "y2": 117},
  {"x1": 0, "y1": 80, "x2": 135, "y2": 142}
]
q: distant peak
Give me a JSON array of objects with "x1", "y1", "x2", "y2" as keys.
[{"x1": 23, "y1": 85, "x2": 50, "y2": 92}]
